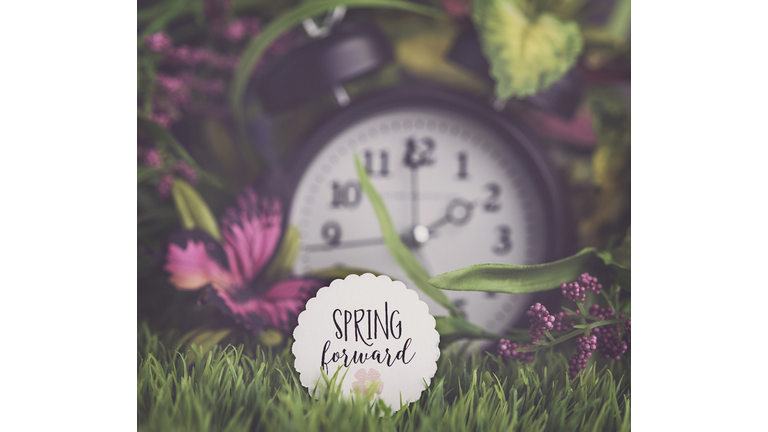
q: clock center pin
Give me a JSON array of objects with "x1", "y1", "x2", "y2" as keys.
[{"x1": 412, "y1": 225, "x2": 430, "y2": 245}]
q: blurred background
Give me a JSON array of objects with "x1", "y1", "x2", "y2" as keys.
[{"x1": 137, "y1": 0, "x2": 630, "y2": 347}]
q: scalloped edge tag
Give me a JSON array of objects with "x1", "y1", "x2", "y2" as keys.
[{"x1": 292, "y1": 273, "x2": 440, "y2": 412}]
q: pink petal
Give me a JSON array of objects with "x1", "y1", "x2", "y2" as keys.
[
  {"x1": 213, "y1": 278, "x2": 321, "y2": 332},
  {"x1": 366, "y1": 369, "x2": 381, "y2": 381},
  {"x1": 354, "y1": 368, "x2": 368, "y2": 381},
  {"x1": 219, "y1": 190, "x2": 283, "y2": 285},
  {"x1": 164, "y1": 240, "x2": 233, "y2": 291}
]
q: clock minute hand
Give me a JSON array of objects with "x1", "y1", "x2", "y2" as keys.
[{"x1": 302, "y1": 237, "x2": 384, "y2": 252}]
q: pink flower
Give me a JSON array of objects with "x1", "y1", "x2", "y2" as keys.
[
  {"x1": 156, "y1": 74, "x2": 191, "y2": 108},
  {"x1": 351, "y1": 368, "x2": 384, "y2": 400},
  {"x1": 147, "y1": 112, "x2": 173, "y2": 128},
  {"x1": 164, "y1": 187, "x2": 323, "y2": 334},
  {"x1": 157, "y1": 174, "x2": 174, "y2": 197},
  {"x1": 174, "y1": 160, "x2": 199, "y2": 184},
  {"x1": 144, "y1": 148, "x2": 163, "y2": 169},
  {"x1": 145, "y1": 32, "x2": 173, "y2": 53}
]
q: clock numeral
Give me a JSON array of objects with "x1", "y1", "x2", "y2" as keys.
[
  {"x1": 492, "y1": 225, "x2": 512, "y2": 255},
  {"x1": 483, "y1": 183, "x2": 501, "y2": 212},
  {"x1": 404, "y1": 137, "x2": 435, "y2": 168},
  {"x1": 331, "y1": 181, "x2": 361, "y2": 208},
  {"x1": 457, "y1": 152, "x2": 468, "y2": 180},
  {"x1": 321, "y1": 221, "x2": 342, "y2": 246},
  {"x1": 364, "y1": 150, "x2": 390, "y2": 177}
]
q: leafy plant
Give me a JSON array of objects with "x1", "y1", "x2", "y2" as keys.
[{"x1": 471, "y1": 0, "x2": 583, "y2": 99}]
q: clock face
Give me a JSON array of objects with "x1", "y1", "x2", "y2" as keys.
[{"x1": 285, "y1": 89, "x2": 566, "y2": 335}]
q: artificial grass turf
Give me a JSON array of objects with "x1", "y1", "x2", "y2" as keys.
[{"x1": 138, "y1": 323, "x2": 630, "y2": 431}]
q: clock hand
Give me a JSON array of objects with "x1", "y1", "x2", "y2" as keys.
[
  {"x1": 302, "y1": 237, "x2": 384, "y2": 252},
  {"x1": 410, "y1": 165, "x2": 420, "y2": 227},
  {"x1": 425, "y1": 198, "x2": 474, "y2": 234},
  {"x1": 403, "y1": 198, "x2": 474, "y2": 249}
]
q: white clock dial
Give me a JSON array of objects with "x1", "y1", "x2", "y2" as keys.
[{"x1": 288, "y1": 106, "x2": 552, "y2": 334}]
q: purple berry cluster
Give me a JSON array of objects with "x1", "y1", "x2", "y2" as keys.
[
  {"x1": 137, "y1": 147, "x2": 200, "y2": 197},
  {"x1": 139, "y1": 0, "x2": 303, "y2": 131},
  {"x1": 526, "y1": 303, "x2": 555, "y2": 341},
  {"x1": 551, "y1": 311, "x2": 574, "y2": 333},
  {"x1": 496, "y1": 339, "x2": 535, "y2": 362},
  {"x1": 491, "y1": 270, "x2": 630, "y2": 378},
  {"x1": 569, "y1": 334, "x2": 597, "y2": 378},
  {"x1": 587, "y1": 305, "x2": 628, "y2": 361},
  {"x1": 561, "y1": 272, "x2": 602, "y2": 303}
]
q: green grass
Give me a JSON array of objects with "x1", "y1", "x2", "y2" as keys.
[{"x1": 138, "y1": 323, "x2": 630, "y2": 431}]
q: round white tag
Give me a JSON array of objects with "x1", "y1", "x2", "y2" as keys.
[{"x1": 292, "y1": 273, "x2": 440, "y2": 412}]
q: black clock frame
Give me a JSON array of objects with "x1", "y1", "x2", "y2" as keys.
[{"x1": 276, "y1": 85, "x2": 574, "y2": 265}]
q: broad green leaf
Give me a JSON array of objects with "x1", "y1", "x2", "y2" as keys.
[
  {"x1": 428, "y1": 247, "x2": 600, "y2": 294},
  {"x1": 472, "y1": 0, "x2": 583, "y2": 99},
  {"x1": 229, "y1": 0, "x2": 448, "y2": 125},
  {"x1": 171, "y1": 178, "x2": 221, "y2": 240},
  {"x1": 434, "y1": 316, "x2": 504, "y2": 346},
  {"x1": 354, "y1": 156, "x2": 462, "y2": 317},
  {"x1": 261, "y1": 225, "x2": 301, "y2": 283}
]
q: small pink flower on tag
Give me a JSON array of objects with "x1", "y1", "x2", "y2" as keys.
[{"x1": 351, "y1": 368, "x2": 383, "y2": 400}]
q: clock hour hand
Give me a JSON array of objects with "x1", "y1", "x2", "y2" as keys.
[
  {"x1": 404, "y1": 198, "x2": 474, "y2": 247},
  {"x1": 427, "y1": 198, "x2": 474, "y2": 231}
]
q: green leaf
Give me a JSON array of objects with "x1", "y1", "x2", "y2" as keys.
[
  {"x1": 229, "y1": 0, "x2": 448, "y2": 126},
  {"x1": 175, "y1": 325, "x2": 234, "y2": 357},
  {"x1": 303, "y1": 266, "x2": 383, "y2": 280},
  {"x1": 261, "y1": 225, "x2": 301, "y2": 283},
  {"x1": 137, "y1": 0, "x2": 189, "y2": 41},
  {"x1": 471, "y1": 0, "x2": 583, "y2": 99},
  {"x1": 354, "y1": 156, "x2": 462, "y2": 317},
  {"x1": 611, "y1": 227, "x2": 630, "y2": 269},
  {"x1": 434, "y1": 316, "x2": 504, "y2": 346},
  {"x1": 428, "y1": 247, "x2": 601, "y2": 294},
  {"x1": 171, "y1": 178, "x2": 221, "y2": 240},
  {"x1": 138, "y1": 165, "x2": 157, "y2": 184}
]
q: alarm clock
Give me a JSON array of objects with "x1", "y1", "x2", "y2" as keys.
[{"x1": 252, "y1": 19, "x2": 573, "y2": 336}]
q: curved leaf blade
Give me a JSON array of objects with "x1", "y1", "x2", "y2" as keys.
[
  {"x1": 428, "y1": 248, "x2": 600, "y2": 294},
  {"x1": 229, "y1": 0, "x2": 448, "y2": 125},
  {"x1": 354, "y1": 156, "x2": 461, "y2": 317},
  {"x1": 434, "y1": 316, "x2": 504, "y2": 346},
  {"x1": 304, "y1": 266, "x2": 383, "y2": 280},
  {"x1": 171, "y1": 178, "x2": 221, "y2": 240}
]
